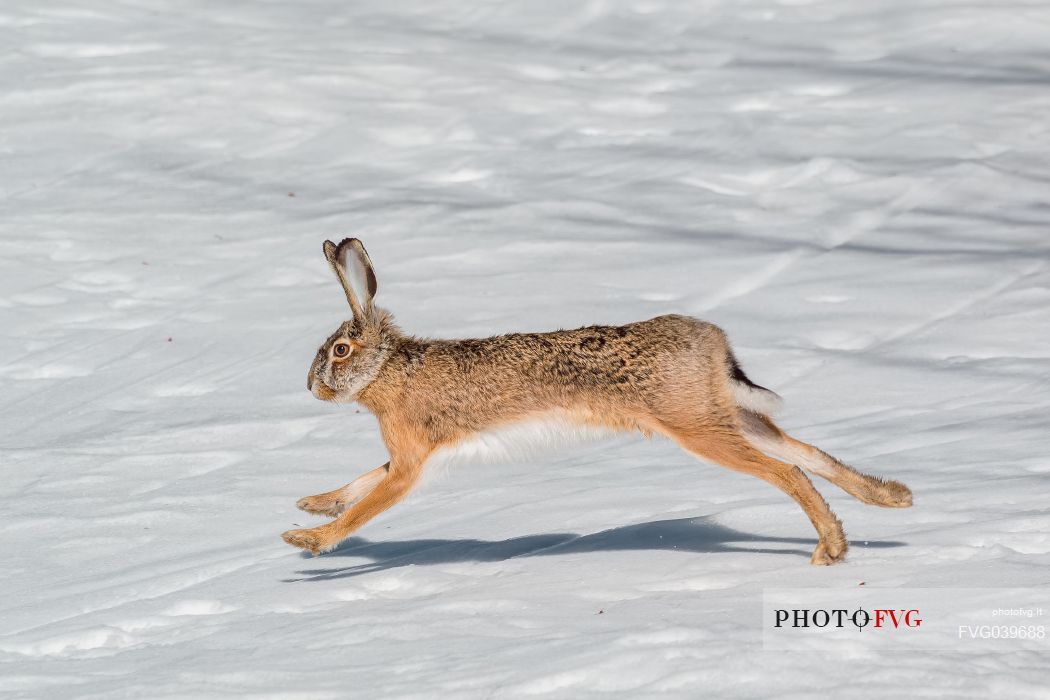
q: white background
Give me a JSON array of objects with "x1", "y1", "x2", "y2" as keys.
[{"x1": 2, "y1": 1, "x2": 1048, "y2": 697}]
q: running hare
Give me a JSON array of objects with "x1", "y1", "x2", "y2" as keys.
[{"x1": 284, "y1": 239, "x2": 912, "y2": 564}]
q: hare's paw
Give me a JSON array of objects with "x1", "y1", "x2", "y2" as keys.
[
  {"x1": 296, "y1": 493, "x2": 346, "y2": 518},
  {"x1": 810, "y1": 536, "x2": 848, "y2": 566},
  {"x1": 282, "y1": 527, "x2": 337, "y2": 555},
  {"x1": 875, "y1": 479, "x2": 913, "y2": 508}
]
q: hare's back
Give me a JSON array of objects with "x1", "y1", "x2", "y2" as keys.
[{"x1": 438, "y1": 314, "x2": 727, "y2": 389}]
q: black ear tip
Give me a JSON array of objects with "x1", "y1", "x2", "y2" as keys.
[
  {"x1": 322, "y1": 240, "x2": 337, "y2": 256},
  {"x1": 335, "y1": 238, "x2": 372, "y2": 263},
  {"x1": 328, "y1": 237, "x2": 356, "y2": 261}
]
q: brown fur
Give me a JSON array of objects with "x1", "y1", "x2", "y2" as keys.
[{"x1": 284, "y1": 239, "x2": 912, "y2": 565}]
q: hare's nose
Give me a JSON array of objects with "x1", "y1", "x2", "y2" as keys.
[{"x1": 307, "y1": 373, "x2": 315, "y2": 391}]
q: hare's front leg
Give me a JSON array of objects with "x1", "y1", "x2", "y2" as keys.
[
  {"x1": 283, "y1": 457, "x2": 425, "y2": 555},
  {"x1": 297, "y1": 463, "x2": 389, "y2": 517}
]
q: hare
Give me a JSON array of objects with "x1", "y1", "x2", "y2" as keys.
[{"x1": 283, "y1": 238, "x2": 912, "y2": 565}]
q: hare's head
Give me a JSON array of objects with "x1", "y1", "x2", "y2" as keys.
[{"x1": 308, "y1": 238, "x2": 398, "y2": 402}]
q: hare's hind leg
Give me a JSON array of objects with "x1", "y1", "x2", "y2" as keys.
[
  {"x1": 666, "y1": 423, "x2": 848, "y2": 565},
  {"x1": 297, "y1": 463, "x2": 390, "y2": 517},
  {"x1": 738, "y1": 411, "x2": 912, "y2": 508}
]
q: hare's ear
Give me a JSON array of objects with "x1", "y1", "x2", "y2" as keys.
[{"x1": 322, "y1": 238, "x2": 378, "y2": 319}]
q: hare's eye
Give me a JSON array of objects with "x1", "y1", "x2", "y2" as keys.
[{"x1": 333, "y1": 343, "x2": 351, "y2": 358}]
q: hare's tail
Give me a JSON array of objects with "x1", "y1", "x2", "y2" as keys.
[{"x1": 726, "y1": 350, "x2": 782, "y2": 416}]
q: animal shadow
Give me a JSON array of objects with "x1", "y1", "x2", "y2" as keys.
[{"x1": 286, "y1": 516, "x2": 905, "y2": 582}]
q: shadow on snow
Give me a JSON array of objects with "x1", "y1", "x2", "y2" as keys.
[{"x1": 285, "y1": 516, "x2": 905, "y2": 582}]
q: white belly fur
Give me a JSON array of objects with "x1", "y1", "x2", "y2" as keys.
[{"x1": 421, "y1": 411, "x2": 636, "y2": 483}]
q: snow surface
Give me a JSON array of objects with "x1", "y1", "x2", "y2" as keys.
[{"x1": 3, "y1": 0, "x2": 1050, "y2": 697}]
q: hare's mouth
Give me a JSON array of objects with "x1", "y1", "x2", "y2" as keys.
[{"x1": 311, "y1": 380, "x2": 337, "y2": 401}]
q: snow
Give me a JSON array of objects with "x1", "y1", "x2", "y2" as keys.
[{"x1": 2, "y1": 0, "x2": 1049, "y2": 697}]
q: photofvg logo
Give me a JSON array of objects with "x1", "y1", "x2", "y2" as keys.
[
  {"x1": 763, "y1": 589, "x2": 1047, "y2": 652},
  {"x1": 774, "y1": 607, "x2": 924, "y2": 630}
]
